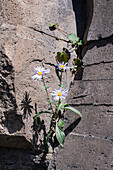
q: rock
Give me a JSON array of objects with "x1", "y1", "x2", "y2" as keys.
[
  {"x1": 0, "y1": 0, "x2": 113, "y2": 169},
  {"x1": 83, "y1": 62, "x2": 113, "y2": 80},
  {"x1": 53, "y1": 134, "x2": 113, "y2": 170},
  {"x1": 0, "y1": 0, "x2": 77, "y2": 169},
  {"x1": 67, "y1": 80, "x2": 113, "y2": 105},
  {"x1": 48, "y1": 2, "x2": 113, "y2": 168},
  {"x1": 82, "y1": 44, "x2": 113, "y2": 65},
  {"x1": 64, "y1": 105, "x2": 113, "y2": 140},
  {"x1": 49, "y1": 78, "x2": 113, "y2": 169},
  {"x1": 87, "y1": 0, "x2": 113, "y2": 40}
]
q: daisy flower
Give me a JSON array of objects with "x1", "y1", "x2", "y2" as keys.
[
  {"x1": 32, "y1": 66, "x2": 50, "y2": 81},
  {"x1": 51, "y1": 88, "x2": 68, "y2": 101},
  {"x1": 57, "y1": 62, "x2": 70, "y2": 71}
]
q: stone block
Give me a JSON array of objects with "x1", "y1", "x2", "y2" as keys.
[
  {"x1": 0, "y1": 1, "x2": 78, "y2": 169},
  {"x1": 67, "y1": 80, "x2": 113, "y2": 105},
  {"x1": 82, "y1": 40, "x2": 113, "y2": 80},
  {"x1": 83, "y1": 44, "x2": 113, "y2": 65},
  {"x1": 83, "y1": 62, "x2": 113, "y2": 80},
  {"x1": 0, "y1": 0, "x2": 76, "y2": 150},
  {"x1": 64, "y1": 105, "x2": 113, "y2": 140},
  {"x1": 52, "y1": 134, "x2": 113, "y2": 170},
  {"x1": 87, "y1": 0, "x2": 113, "y2": 40}
]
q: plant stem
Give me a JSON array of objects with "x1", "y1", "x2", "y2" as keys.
[
  {"x1": 55, "y1": 26, "x2": 68, "y2": 36},
  {"x1": 42, "y1": 76, "x2": 54, "y2": 114},
  {"x1": 60, "y1": 69, "x2": 63, "y2": 86},
  {"x1": 58, "y1": 69, "x2": 63, "y2": 107}
]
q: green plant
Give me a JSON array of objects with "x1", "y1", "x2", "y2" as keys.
[{"x1": 32, "y1": 23, "x2": 82, "y2": 150}]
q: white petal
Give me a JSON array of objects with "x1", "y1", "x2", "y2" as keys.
[
  {"x1": 61, "y1": 96, "x2": 65, "y2": 99},
  {"x1": 51, "y1": 93, "x2": 57, "y2": 96},
  {"x1": 54, "y1": 96, "x2": 59, "y2": 101},
  {"x1": 32, "y1": 74, "x2": 41, "y2": 80},
  {"x1": 45, "y1": 69, "x2": 50, "y2": 73}
]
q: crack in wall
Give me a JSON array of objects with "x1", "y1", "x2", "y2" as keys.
[
  {"x1": 30, "y1": 58, "x2": 45, "y2": 63},
  {"x1": 69, "y1": 103, "x2": 113, "y2": 107},
  {"x1": 82, "y1": 79, "x2": 113, "y2": 81},
  {"x1": 44, "y1": 62, "x2": 56, "y2": 68},
  {"x1": 70, "y1": 132, "x2": 113, "y2": 142},
  {"x1": 29, "y1": 26, "x2": 69, "y2": 43},
  {"x1": 71, "y1": 94, "x2": 90, "y2": 99},
  {"x1": 85, "y1": 33, "x2": 113, "y2": 48},
  {"x1": 82, "y1": 34, "x2": 113, "y2": 58},
  {"x1": 30, "y1": 59, "x2": 56, "y2": 68},
  {"x1": 84, "y1": 60, "x2": 113, "y2": 67}
]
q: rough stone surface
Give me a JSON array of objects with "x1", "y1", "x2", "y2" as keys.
[
  {"x1": 0, "y1": 0, "x2": 113, "y2": 169},
  {"x1": 0, "y1": 0, "x2": 76, "y2": 169},
  {"x1": 49, "y1": 50, "x2": 113, "y2": 170},
  {"x1": 48, "y1": 2, "x2": 113, "y2": 167},
  {"x1": 53, "y1": 135, "x2": 113, "y2": 170},
  {"x1": 87, "y1": 0, "x2": 113, "y2": 40}
]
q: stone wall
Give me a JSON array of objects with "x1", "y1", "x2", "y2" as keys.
[
  {"x1": 49, "y1": 0, "x2": 113, "y2": 169},
  {"x1": 0, "y1": 0, "x2": 76, "y2": 169},
  {"x1": 0, "y1": 0, "x2": 113, "y2": 169}
]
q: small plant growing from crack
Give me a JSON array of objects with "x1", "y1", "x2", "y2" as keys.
[{"x1": 32, "y1": 23, "x2": 82, "y2": 151}]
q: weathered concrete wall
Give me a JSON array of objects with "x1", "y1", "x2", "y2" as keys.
[{"x1": 0, "y1": 0, "x2": 113, "y2": 169}]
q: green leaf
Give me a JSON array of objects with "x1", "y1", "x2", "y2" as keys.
[
  {"x1": 61, "y1": 107, "x2": 82, "y2": 117},
  {"x1": 57, "y1": 103, "x2": 69, "y2": 112},
  {"x1": 49, "y1": 22, "x2": 57, "y2": 28},
  {"x1": 72, "y1": 41, "x2": 76, "y2": 45},
  {"x1": 45, "y1": 131, "x2": 51, "y2": 151},
  {"x1": 34, "y1": 118, "x2": 38, "y2": 126},
  {"x1": 43, "y1": 86, "x2": 49, "y2": 90},
  {"x1": 63, "y1": 103, "x2": 69, "y2": 107},
  {"x1": 78, "y1": 40, "x2": 82, "y2": 45},
  {"x1": 67, "y1": 33, "x2": 76, "y2": 42},
  {"x1": 34, "y1": 111, "x2": 52, "y2": 125},
  {"x1": 34, "y1": 113, "x2": 40, "y2": 126},
  {"x1": 59, "y1": 83, "x2": 65, "y2": 88},
  {"x1": 67, "y1": 34, "x2": 81, "y2": 45},
  {"x1": 75, "y1": 37, "x2": 80, "y2": 42},
  {"x1": 34, "y1": 111, "x2": 52, "y2": 122},
  {"x1": 59, "y1": 120, "x2": 64, "y2": 128},
  {"x1": 57, "y1": 52, "x2": 68, "y2": 63},
  {"x1": 49, "y1": 23, "x2": 57, "y2": 31},
  {"x1": 50, "y1": 99, "x2": 54, "y2": 103},
  {"x1": 56, "y1": 123, "x2": 65, "y2": 147},
  {"x1": 57, "y1": 103, "x2": 64, "y2": 112},
  {"x1": 73, "y1": 58, "x2": 81, "y2": 66}
]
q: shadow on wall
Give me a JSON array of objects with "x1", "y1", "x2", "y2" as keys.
[
  {"x1": 72, "y1": 0, "x2": 113, "y2": 58},
  {"x1": 82, "y1": 33, "x2": 113, "y2": 58},
  {"x1": 20, "y1": 93, "x2": 47, "y2": 152},
  {"x1": 0, "y1": 51, "x2": 24, "y2": 133},
  {"x1": 20, "y1": 91, "x2": 33, "y2": 119},
  {"x1": 71, "y1": 0, "x2": 93, "y2": 80},
  {"x1": 72, "y1": 0, "x2": 94, "y2": 43}
]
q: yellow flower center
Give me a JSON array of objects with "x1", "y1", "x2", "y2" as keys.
[
  {"x1": 58, "y1": 92, "x2": 62, "y2": 96},
  {"x1": 61, "y1": 65, "x2": 65, "y2": 69},
  {"x1": 38, "y1": 71, "x2": 42, "y2": 75}
]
